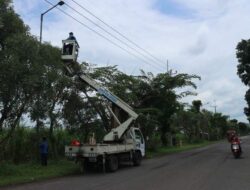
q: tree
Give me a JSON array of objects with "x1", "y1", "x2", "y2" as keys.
[
  {"x1": 0, "y1": 0, "x2": 28, "y2": 51},
  {"x1": 0, "y1": 34, "x2": 43, "y2": 144},
  {"x1": 0, "y1": 0, "x2": 69, "y2": 149},
  {"x1": 236, "y1": 39, "x2": 250, "y2": 121},
  {"x1": 238, "y1": 122, "x2": 249, "y2": 135},
  {"x1": 191, "y1": 100, "x2": 202, "y2": 113},
  {"x1": 133, "y1": 72, "x2": 200, "y2": 145},
  {"x1": 0, "y1": 0, "x2": 29, "y2": 132}
]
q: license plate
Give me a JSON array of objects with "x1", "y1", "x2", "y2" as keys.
[
  {"x1": 88, "y1": 153, "x2": 97, "y2": 157},
  {"x1": 88, "y1": 153, "x2": 97, "y2": 162},
  {"x1": 66, "y1": 152, "x2": 76, "y2": 157},
  {"x1": 88, "y1": 157, "x2": 97, "y2": 162}
]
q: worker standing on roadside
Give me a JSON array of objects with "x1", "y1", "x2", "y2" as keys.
[{"x1": 39, "y1": 137, "x2": 49, "y2": 166}]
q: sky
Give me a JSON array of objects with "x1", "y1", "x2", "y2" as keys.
[{"x1": 13, "y1": 0, "x2": 250, "y2": 122}]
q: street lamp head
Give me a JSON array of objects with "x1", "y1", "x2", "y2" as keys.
[
  {"x1": 58, "y1": 1, "x2": 65, "y2": 6},
  {"x1": 40, "y1": 0, "x2": 65, "y2": 43}
]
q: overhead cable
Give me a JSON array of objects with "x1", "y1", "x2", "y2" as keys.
[
  {"x1": 44, "y1": 0, "x2": 164, "y2": 71},
  {"x1": 69, "y1": 0, "x2": 166, "y2": 67},
  {"x1": 63, "y1": 1, "x2": 166, "y2": 70}
]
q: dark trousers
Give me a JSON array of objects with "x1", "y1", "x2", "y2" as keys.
[{"x1": 41, "y1": 153, "x2": 48, "y2": 166}]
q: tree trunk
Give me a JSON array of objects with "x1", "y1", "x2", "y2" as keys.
[
  {"x1": 0, "y1": 104, "x2": 11, "y2": 131},
  {"x1": 161, "y1": 133, "x2": 168, "y2": 146},
  {"x1": 49, "y1": 116, "x2": 57, "y2": 159},
  {"x1": 0, "y1": 111, "x2": 7, "y2": 131},
  {"x1": 160, "y1": 125, "x2": 168, "y2": 146},
  {"x1": 160, "y1": 121, "x2": 170, "y2": 146},
  {"x1": 0, "y1": 102, "x2": 26, "y2": 145}
]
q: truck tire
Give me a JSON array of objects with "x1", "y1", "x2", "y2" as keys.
[
  {"x1": 79, "y1": 159, "x2": 86, "y2": 174},
  {"x1": 107, "y1": 155, "x2": 118, "y2": 172},
  {"x1": 79, "y1": 159, "x2": 91, "y2": 174},
  {"x1": 133, "y1": 151, "x2": 142, "y2": 166}
]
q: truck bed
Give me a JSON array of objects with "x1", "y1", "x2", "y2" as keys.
[{"x1": 65, "y1": 142, "x2": 135, "y2": 159}]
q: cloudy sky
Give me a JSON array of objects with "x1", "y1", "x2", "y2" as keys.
[{"x1": 13, "y1": 0, "x2": 250, "y2": 122}]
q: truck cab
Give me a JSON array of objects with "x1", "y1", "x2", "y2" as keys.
[{"x1": 133, "y1": 128, "x2": 145, "y2": 157}]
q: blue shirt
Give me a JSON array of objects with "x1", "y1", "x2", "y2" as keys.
[
  {"x1": 67, "y1": 36, "x2": 76, "y2": 40},
  {"x1": 40, "y1": 141, "x2": 48, "y2": 154},
  {"x1": 67, "y1": 36, "x2": 80, "y2": 47}
]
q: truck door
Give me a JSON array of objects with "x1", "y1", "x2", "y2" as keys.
[{"x1": 134, "y1": 129, "x2": 145, "y2": 157}]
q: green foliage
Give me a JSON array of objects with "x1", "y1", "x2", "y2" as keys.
[
  {"x1": 236, "y1": 39, "x2": 250, "y2": 121},
  {"x1": 238, "y1": 122, "x2": 250, "y2": 134},
  {"x1": 171, "y1": 106, "x2": 236, "y2": 142},
  {"x1": 0, "y1": 161, "x2": 17, "y2": 176},
  {"x1": 145, "y1": 135, "x2": 162, "y2": 151},
  {"x1": 130, "y1": 71, "x2": 200, "y2": 145},
  {"x1": 0, "y1": 0, "x2": 28, "y2": 50},
  {"x1": 0, "y1": 126, "x2": 79, "y2": 162},
  {"x1": 191, "y1": 100, "x2": 202, "y2": 113}
]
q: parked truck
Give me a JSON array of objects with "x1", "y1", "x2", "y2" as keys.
[{"x1": 62, "y1": 39, "x2": 145, "y2": 172}]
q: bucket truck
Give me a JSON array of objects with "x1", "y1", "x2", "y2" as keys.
[{"x1": 62, "y1": 39, "x2": 145, "y2": 172}]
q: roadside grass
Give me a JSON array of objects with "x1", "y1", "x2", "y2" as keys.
[
  {"x1": 0, "y1": 160, "x2": 79, "y2": 187},
  {"x1": 146, "y1": 140, "x2": 218, "y2": 159}
]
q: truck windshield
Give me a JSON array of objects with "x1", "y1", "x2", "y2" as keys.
[{"x1": 134, "y1": 130, "x2": 144, "y2": 144}]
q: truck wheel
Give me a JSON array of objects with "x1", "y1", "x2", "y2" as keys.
[
  {"x1": 79, "y1": 159, "x2": 90, "y2": 174},
  {"x1": 133, "y1": 151, "x2": 142, "y2": 166},
  {"x1": 107, "y1": 155, "x2": 118, "y2": 172},
  {"x1": 79, "y1": 160, "x2": 86, "y2": 174}
]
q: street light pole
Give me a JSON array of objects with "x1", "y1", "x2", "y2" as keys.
[
  {"x1": 39, "y1": 1, "x2": 65, "y2": 43},
  {"x1": 211, "y1": 100, "x2": 217, "y2": 114}
]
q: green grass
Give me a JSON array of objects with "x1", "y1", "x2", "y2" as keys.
[
  {"x1": 0, "y1": 160, "x2": 79, "y2": 187},
  {"x1": 146, "y1": 140, "x2": 217, "y2": 159}
]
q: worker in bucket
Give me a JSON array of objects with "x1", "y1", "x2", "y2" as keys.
[
  {"x1": 67, "y1": 32, "x2": 79, "y2": 51},
  {"x1": 63, "y1": 32, "x2": 79, "y2": 59}
]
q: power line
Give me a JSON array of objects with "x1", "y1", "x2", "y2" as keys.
[
  {"x1": 68, "y1": 0, "x2": 166, "y2": 67},
  {"x1": 44, "y1": 0, "x2": 163, "y2": 72},
  {"x1": 63, "y1": 1, "x2": 166, "y2": 70}
]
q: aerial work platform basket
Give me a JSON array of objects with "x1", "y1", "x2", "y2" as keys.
[{"x1": 61, "y1": 40, "x2": 79, "y2": 62}]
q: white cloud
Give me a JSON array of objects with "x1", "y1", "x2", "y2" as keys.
[
  {"x1": 13, "y1": 0, "x2": 250, "y2": 122},
  {"x1": 14, "y1": 0, "x2": 39, "y2": 14}
]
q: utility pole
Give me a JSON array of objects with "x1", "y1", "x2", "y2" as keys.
[
  {"x1": 167, "y1": 59, "x2": 169, "y2": 73},
  {"x1": 166, "y1": 59, "x2": 177, "y2": 76},
  {"x1": 210, "y1": 100, "x2": 217, "y2": 113}
]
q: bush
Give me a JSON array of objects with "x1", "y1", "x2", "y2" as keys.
[
  {"x1": 0, "y1": 162, "x2": 18, "y2": 176},
  {"x1": 146, "y1": 134, "x2": 162, "y2": 151}
]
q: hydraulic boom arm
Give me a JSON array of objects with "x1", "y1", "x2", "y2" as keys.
[{"x1": 61, "y1": 39, "x2": 138, "y2": 142}]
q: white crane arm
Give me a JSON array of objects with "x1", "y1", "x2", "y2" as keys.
[{"x1": 61, "y1": 39, "x2": 138, "y2": 142}]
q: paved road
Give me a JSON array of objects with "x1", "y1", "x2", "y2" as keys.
[{"x1": 4, "y1": 136, "x2": 250, "y2": 190}]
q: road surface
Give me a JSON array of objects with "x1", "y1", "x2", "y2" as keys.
[{"x1": 4, "y1": 136, "x2": 250, "y2": 190}]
